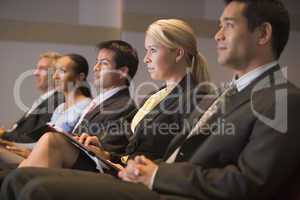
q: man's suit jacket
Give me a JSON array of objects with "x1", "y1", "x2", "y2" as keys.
[
  {"x1": 1, "y1": 91, "x2": 63, "y2": 143},
  {"x1": 153, "y1": 66, "x2": 300, "y2": 200},
  {"x1": 73, "y1": 88, "x2": 137, "y2": 154},
  {"x1": 125, "y1": 73, "x2": 207, "y2": 161}
]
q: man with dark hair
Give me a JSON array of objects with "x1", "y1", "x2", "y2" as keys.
[
  {"x1": 224, "y1": 0, "x2": 290, "y2": 59},
  {"x1": 1, "y1": 1, "x2": 300, "y2": 200},
  {"x1": 96, "y1": 40, "x2": 138, "y2": 86}
]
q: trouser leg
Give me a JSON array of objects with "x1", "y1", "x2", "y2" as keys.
[{"x1": 1, "y1": 167, "x2": 161, "y2": 200}]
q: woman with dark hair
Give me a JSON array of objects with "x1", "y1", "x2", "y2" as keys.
[
  {"x1": 3, "y1": 54, "x2": 92, "y2": 160},
  {"x1": 48, "y1": 54, "x2": 92, "y2": 132}
]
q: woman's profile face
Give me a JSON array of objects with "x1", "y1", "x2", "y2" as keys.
[
  {"x1": 52, "y1": 56, "x2": 78, "y2": 92},
  {"x1": 143, "y1": 34, "x2": 177, "y2": 81}
]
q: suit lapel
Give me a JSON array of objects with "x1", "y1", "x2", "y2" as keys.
[
  {"x1": 163, "y1": 88, "x2": 248, "y2": 158},
  {"x1": 83, "y1": 89, "x2": 130, "y2": 122},
  {"x1": 16, "y1": 91, "x2": 59, "y2": 125},
  {"x1": 14, "y1": 113, "x2": 27, "y2": 126},
  {"x1": 134, "y1": 74, "x2": 196, "y2": 134},
  {"x1": 167, "y1": 65, "x2": 282, "y2": 158},
  {"x1": 182, "y1": 66, "x2": 280, "y2": 144},
  {"x1": 223, "y1": 65, "x2": 281, "y2": 118},
  {"x1": 222, "y1": 86, "x2": 251, "y2": 118},
  {"x1": 163, "y1": 87, "x2": 216, "y2": 159}
]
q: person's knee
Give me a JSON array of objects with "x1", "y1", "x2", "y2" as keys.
[
  {"x1": 39, "y1": 132, "x2": 64, "y2": 149},
  {"x1": 19, "y1": 178, "x2": 54, "y2": 200},
  {"x1": 41, "y1": 132, "x2": 60, "y2": 140},
  {"x1": 4, "y1": 167, "x2": 35, "y2": 184},
  {"x1": 1, "y1": 168, "x2": 35, "y2": 199}
]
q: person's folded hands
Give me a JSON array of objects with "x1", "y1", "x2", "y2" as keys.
[{"x1": 118, "y1": 155, "x2": 158, "y2": 188}]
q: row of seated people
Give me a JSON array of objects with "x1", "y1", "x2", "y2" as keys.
[
  {"x1": 0, "y1": 33, "x2": 209, "y2": 170},
  {"x1": 1, "y1": 0, "x2": 300, "y2": 199}
]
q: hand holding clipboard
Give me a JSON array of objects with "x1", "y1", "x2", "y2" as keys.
[{"x1": 46, "y1": 125, "x2": 121, "y2": 173}]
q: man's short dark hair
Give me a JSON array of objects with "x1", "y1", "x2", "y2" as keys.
[
  {"x1": 96, "y1": 40, "x2": 139, "y2": 85},
  {"x1": 224, "y1": 0, "x2": 290, "y2": 59}
]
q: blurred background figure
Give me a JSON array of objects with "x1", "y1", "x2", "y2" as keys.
[{"x1": 0, "y1": 52, "x2": 64, "y2": 143}]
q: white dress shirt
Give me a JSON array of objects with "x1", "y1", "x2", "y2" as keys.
[{"x1": 232, "y1": 61, "x2": 278, "y2": 92}]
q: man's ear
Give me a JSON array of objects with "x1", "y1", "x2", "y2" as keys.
[
  {"x1": 175, "y1": 47, "x2": 185, "y2": 63},
  {"x1": 118, "y1": 66, "x2": 129, "y2": 79},
  {"x1": 257, "y1": 22, "x2": 272, "y2": 46}
]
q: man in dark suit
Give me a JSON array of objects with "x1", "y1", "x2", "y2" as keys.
[
  {"x1": 0, "y1": 52, "x2": 63, "y2": 168},
  {"x1": 0, "y1": 52, "x2": 63, "y2": 143},
  {"x1": 70, "y1": 40, "x2": 139, "y2": 154},
  {"x1": 2, "y1": 0, "x2": 300, "y2": 200}
]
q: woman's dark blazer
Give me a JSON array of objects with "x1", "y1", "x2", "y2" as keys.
[{"x1": 124, "y1": 73, "x2": 207, "y2": 160}]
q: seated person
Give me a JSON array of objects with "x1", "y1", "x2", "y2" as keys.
[
  {"x1": 18, "y1": 40, "x2": 140, "y2": 169},
  {"x1": 0, "y1": 52, "x2": 64, "y2": 143},
  {"x1": 47, "y1": 54, "x2": 92, "y2": 133},
  {"x1": 2, "y1": 1, "x2": 300, "y2": 200},
  {"x1": 18, "y1": 19, "x2": 210, "y2": 173},
  {"x1": 0, "y1": 54, "x2": 92, "y2": 164}
]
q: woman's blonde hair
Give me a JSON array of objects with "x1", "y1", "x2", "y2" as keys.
[{"x1": 146, "y1": 19, "x2": 210, "y2": 85}]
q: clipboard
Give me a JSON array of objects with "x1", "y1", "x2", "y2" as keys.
[{"x1": 45, "y1": 125, "x2": 120, "y2": 173}]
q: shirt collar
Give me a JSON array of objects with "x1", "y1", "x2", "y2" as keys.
[
  {"x1": 40, "y1": 89, "x2": 56, "y2": 101},
  {"x1": 232, "y1": 61, "x2": 278, "y2": 92},
  {"x1": 92, "y1": 86, "x2": 127, "y2": 106}
]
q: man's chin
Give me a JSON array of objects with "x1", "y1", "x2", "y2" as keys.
[
  {"x1": 36, "y1": 85, "x2": 48, "y2": 92},
  {"x1": 55, "y1": 87, "x2": 64, "y2": 92},
  {"x1": 217, "y1": 58, "x2": 236, "y2": 69},
  {"x1": 35, "y1": 82, "x2": 42, "y2": 89}
]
